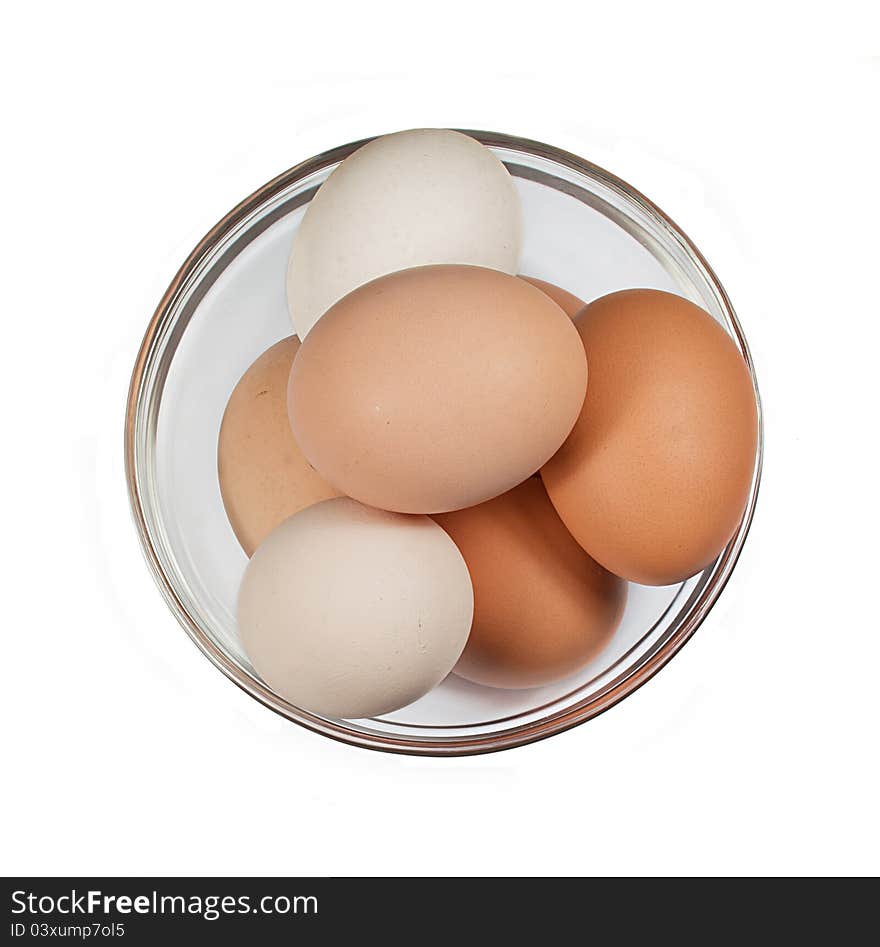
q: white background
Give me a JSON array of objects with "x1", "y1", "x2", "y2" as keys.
[{"x1": 2, "y1": 3, "x2": 879, "y2": 877}]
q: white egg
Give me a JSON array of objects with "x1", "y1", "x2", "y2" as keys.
[
  {"x1": 237, "y1": 497, "x2": 474, "y2": 719},
  {"x1": 286, "y1": 128, "x2": 522, "y2": 337}
]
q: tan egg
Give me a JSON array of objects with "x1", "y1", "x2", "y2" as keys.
[
  {"x1": 218, "y1": 337, "x2": 340, "y2": 556},
  {"x1": 541, "y1": 289, "x2": 759, "y2": 585},
  {"x1": 288, "y1": 264, "x2": 587, "y2": 514},
  {"x1": 434, "y1": 478, "x2": 626, "y2": 689},
  {"x1": 521, "y1": 276, "x2": 585, "y2": 318}
]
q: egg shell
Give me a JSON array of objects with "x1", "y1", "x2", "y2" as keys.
[
  {"x1": 288, "y1": 264, "x2": 588, "y2": 514},
  {"x1": 434, "y1": 478, "x2": 626, "y2": 689},
  {"x1": 541, "y1": 289, "x2": 759, "y2": 585},
  {"x1": 287, "y1": 128, "x2": 522, "y2": 337},
  {"x1": 521, "y1": 275, "x2": 585, "y2": 318},
  {"x1": 237, "y1": 498, "x2": 474, "y2": 719},
  {"x1": 217, "y1": 337, "x2": 340, "y2": 556}
]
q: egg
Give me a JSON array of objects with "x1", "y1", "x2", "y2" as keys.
[
  {"x1": 237, "y1": 498, "x2": 473, "y2": 719},
  {"x1": 541, "y1": 289, "x2": 759, "y2": 585},
  {"x1": 435, "y1": 478, "x2": 626, "y2": 689},
  {"x1": 287, "y1": 128, "x2": 522, "y2": 337},
  {"x1": 288, "y1": 264, "x2": 588, "y2": 514},
  {"x1": 217, "y1": 337, "x2": 340, "y2": 556},
  {"x1": 521, "y1": 276, "x2": 585, "y2": 318}
]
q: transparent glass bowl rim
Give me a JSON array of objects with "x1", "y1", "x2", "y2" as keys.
[{"x1": 125, "y1": 130, "x2": 764, "y2": 757}]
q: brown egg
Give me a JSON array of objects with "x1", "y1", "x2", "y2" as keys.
[
  {"x1": 218, "y1": 337, "x2": 340, "y2": 556},
  {"x1": 435, "y1": 478, "x2": 625, "y2": 689},
  {"x1": 521, "y1": 276, "x2": 585, "y2": 318},
  {"x1": 541, "y1": 289, "x2": 759, "y2": 585},
  {"x1": 288, "y1": 265, "x2": 587, "y2": 514}
]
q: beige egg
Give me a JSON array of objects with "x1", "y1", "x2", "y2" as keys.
[
  {"x1": 435, "y1": 477, "x2": 626, "y2": 689},
  {"x1": 521, "y1": 276, "x2": 585, "y2": 318},
  {"x1": 542, "y1": 289, "x2": 759, "y2": 585},
  {"x1": 287, "y1": 128, "x2": 522, "y2": 338},
  {"x1": 288, "y1": 265, "x2": 587, "y2": 514},
  {"x1": 237, "y1": 498, "x2": 474, "y2": 719},
  {"x1": 218, "y1": 337, "x2": 340, "y2": 556}
]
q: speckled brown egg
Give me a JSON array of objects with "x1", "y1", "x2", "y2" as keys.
[
  {"x1": 521, "y1": 276, "x2": 585, "y2": 318},
  {"x1": 218, "y1": 337, "x2": 340, "y2": 556},
  {"x1": 288, "y1": 264, "x2": 587, "y2": 514},
  {"x1": 541, "y1": 289, "x2": 759, "y2": 585},
  {"x1": 435, "y1": 477, "x2": 626, "y2": 689}
]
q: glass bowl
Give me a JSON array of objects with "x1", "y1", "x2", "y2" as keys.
[{"x1": 125, "y1": 130, "x2": 763, "y2": 756}]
